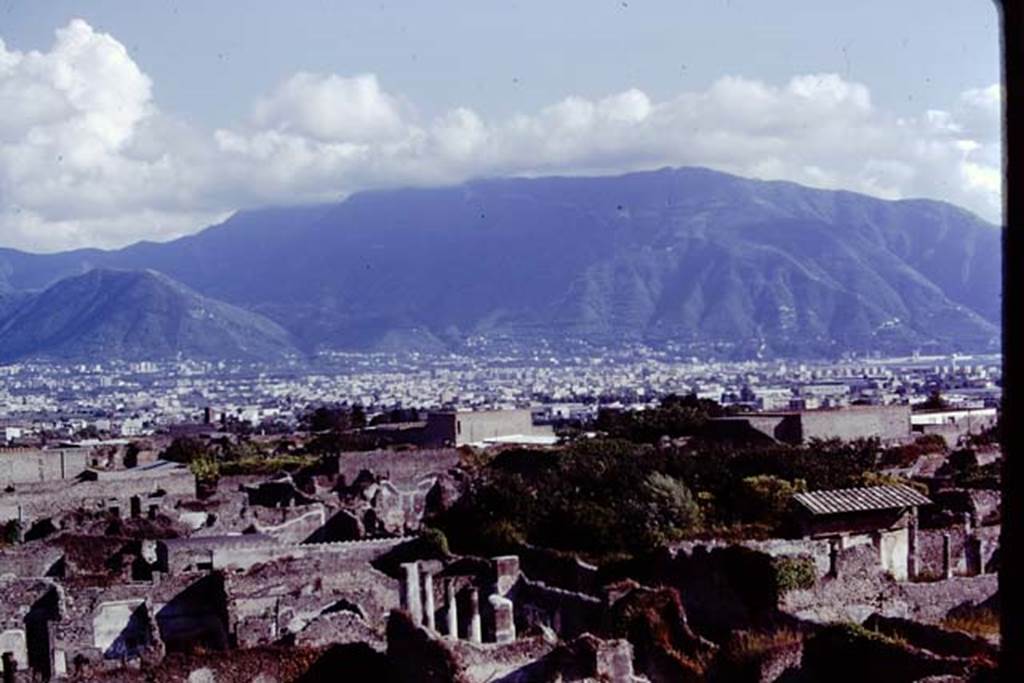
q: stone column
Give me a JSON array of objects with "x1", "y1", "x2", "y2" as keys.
[
  {"x1": 445, "y1": 579, "x2": 459, "y2": 639},
  {"x1": 401, "y1": 562, "x2": 422, "y2": 625},
  {"x1": 942, "y1": 533, "x2": 954, "y2": 579},
  {"x1": 967, "y1": 536, "x2": 985, "y2": 576},
  {"x1": 962, "y1": 511, "x2": 973, "y2": 535},
  {"x1": 468, "y1": 588, "x2": 482, "y2": 644},
  {"x1": 494, "y1": 555, "x2": 521, "y2": 596},
  {"x1": 423, "y1": 572, "x2": 436, "y2": 631},
  {"x1": 907, "y1": 514, "x2": 919, "y2": 580},
  {"x1": 2, "y1": 652, "x2": 16, "y2": 683},
  {"x1": 828, "y1": 537, "x2": 840, "y2": 578},
  {"x1": 489, "y1": 594, "x2": 516, "y2": 643}
]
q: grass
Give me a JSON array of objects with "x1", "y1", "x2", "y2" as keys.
[
  {"x1": 218, "y1": 454, "x2": 319, "y2": 476},
  {"x1": 716, "y1": 628, "x2": 804, "y2": 673},
  {"x1": 942, "y1": 608, "x2": 1000, "y2": 638},
  {"x1": 729, "y1": 629, "x2": 803, "y2": 657}
]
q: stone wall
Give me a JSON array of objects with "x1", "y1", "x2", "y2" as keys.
[
  {"x1": 227, "y1": 555, "x2": 400, "y2": 646},
  {"x1": 0, "y1": 449, "x2": 88, "y2": 487},
  {"x1": 0, "y1": 466, "x2": 194, "y2": 525},
  {"x1": 512, "y1": 578, "x2": 604, "y2": 640},
  {"x1": 327, "y1": 449, "x2": 460, "y2": 487},
  {"x1": 916, "y1": 525, "x2": 999, "y2": 578},
  {"x1": 159, "y1": 535, "x2": 409, "y2": 575},
  {"x1": 52, "y1": 573, "x2": 228, "y2": 672},
  {"x1": 798, "y1": 404, "x2": 911, "y2": 443},
  {"x1": 780, "y1": 544, "x2": 998, "y2": 626},
  {"x1": 0, "y1": 545, "x2": 64, "y2": 579}
]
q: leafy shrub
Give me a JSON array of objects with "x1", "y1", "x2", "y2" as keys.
[
  {"x1": 913, "y1": 433, "x2": 948, "y2": 452},
  {"x1": 736, "y1": 475, "x2": 806, "y2": 529},
  {"x1": 419, "y1": 527, "x2": 450, "y2": 557},
  {"x1": 773, "y1": 556, "x2": 817, "y2": 593},
  {"x1": 855, "y1": 471, "x2": 928, "y2": 495},
  {"x1": 188, "y1": 455, "x2": 220, "y2": 485},
  {"x1": 1, "y1": 519, "x2": 22, "y2": 545}
]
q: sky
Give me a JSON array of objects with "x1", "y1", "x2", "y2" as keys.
[{"x1": 0, "y1": 0, "x2": 1003, "y2": 252}]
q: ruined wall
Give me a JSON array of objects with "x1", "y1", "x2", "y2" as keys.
[
  {"x1": 0, "y1": 470, "x2": 194, "y2": 524},
  {"x1": 246, "y1": 505, "x2": 327, "y2": 544},
  {"x1": 913, "y1": 423, "x2": 966, "y2": 448},
  {"x1": 53, "y1": 574, "x2": 227, "y2": 672},
  {"x1": 0, "y1": 628, "x2": 27, "y2": 672},
  {"x1": 330, "y1": 449, "x2": 460, "y2": 487},
  {"x1": 780, "y1": 544, "x2": 998, "y2": 626},
  {"x1": 799, "y1": 405, "x2": 911, "y2": 443},
  {"x1": 0, "y1": 449, "x2": 88, "y2": 486},
  {"x1": 916, "y1": 525, "x2": 999, "y2": 578},
  {"x1": 454, "y1": 410, "x2": 552, "y2": 446},
  {"x1": 511, "y1": 578, "x2": 603, "y2": 640},
  {"x1": 0, "y1": 545, "x2": 64, "y2": 579},
  {"x1": 200, "y1": 537, "x2": 408, "y2": 573},
  {"x1": 707, "y1": 406, "x2": 911, "y2": 444},
  {"x1": 227, "y1": 555, "x2": 399, "y2": 648}
]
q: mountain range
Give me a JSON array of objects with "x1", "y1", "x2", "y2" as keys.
[
  {"x1": 0, "y1": 167, "x2": 1002, "y2": 362},
  {"x1": 0, "y1": 269, "x2": 297, "y2": 362}
]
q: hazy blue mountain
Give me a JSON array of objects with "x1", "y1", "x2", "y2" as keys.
[
  {"x1": 0, "y1": 167, "x2": 1002, "y2": 358},
  {"x1": 0, "y1": 268, "x2": 298, "y2": 362}
]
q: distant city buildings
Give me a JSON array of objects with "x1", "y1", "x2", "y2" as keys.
[{"x1": 0, "y1": 351, "x2": 1002, "y2": 445}]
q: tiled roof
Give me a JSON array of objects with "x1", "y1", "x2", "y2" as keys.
[{"x1": 793, "y1": 485, "x2": 932, "y2": 516}]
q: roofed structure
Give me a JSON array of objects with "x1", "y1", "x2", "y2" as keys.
[{"x1": 793, "y1": 485, "x2": 932, "y2": 516}]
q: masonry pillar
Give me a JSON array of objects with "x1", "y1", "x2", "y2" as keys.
[
  {"x1": 967, "y1": 536, "x2": 985, "y2": 576},
  {"x1": 401, "y1": 562, "x2": 422, "y2": 625},
  {"x1": 942, "y1": 533, "x2": 954, "y2": 579},
  {"x1": 2, "y1": 652, "x2": 15, "y2": 683},
  {"x1": 962, "y1": 511, "x2": 973, "y2": 535},
  {"x1": 907, "y1": 513, "x2": 919, "y2": 580},
  {"x1": 15, "y1": 505, "x2": 24, "y2": 543},
  {"x1": 494, "y1": 555, "x2": 521, "y2": 596},
  {"x1": 828, "y1": 537, "x2": 840, "y2": 578},
  {"x1": 423, "y1": 572, "x2": 436, "y2": 631},
  {"x1": 595, "y1": 639, "x2": 635, "y2": 682},
  {"x1": 489, "y1": 594, "x2": 516, "y2": 643},
  {"x1": 445, "y1": 579, "x2": 458, "y2": 639},
  {"x1": 468, "y1": 588, "x2": 482, "y2": 644}
]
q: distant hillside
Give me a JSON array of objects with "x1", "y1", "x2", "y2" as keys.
[
  {"x1": 0, "y1": 167, "x2": 1002, "y2": 359},
  {"x1": 0, "y1": 269, "x2": 298, "y2": 362}
]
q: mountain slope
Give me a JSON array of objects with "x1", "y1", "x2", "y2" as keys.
[
  {"x1": 0, "y1": 167, "x2": 1002, "y2": 357},
  {"x1": 0, "y1": 269, "x2": 298, "y2": 362}
]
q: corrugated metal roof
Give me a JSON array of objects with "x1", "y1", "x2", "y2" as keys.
[{"x1": 792, "y1": 485, "x2": 931, "y2": 516}]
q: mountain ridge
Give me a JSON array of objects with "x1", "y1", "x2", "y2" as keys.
[
  {"x1": 0, "y1": 268, "x2": 299, "y2": 362},
  {"x1": 0, "y1": 167, "x2": 1002, "y2": 360}
]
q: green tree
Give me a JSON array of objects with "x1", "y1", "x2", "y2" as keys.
[
  {"x1": 189, "y1": 454, "x2": 220, "y2": 486},
  {"x1": 642, "y1": 472, "x2": 704, "y2": 543},
  {"x1": 162, "y1": 437, "x2": 210, "y2": 464},
  {"x1": 737, "y1": 475, "x2": 806, "y2": 528},
  {"x1": 919, "y1": 389, "x2": 950, "y2": 411}
]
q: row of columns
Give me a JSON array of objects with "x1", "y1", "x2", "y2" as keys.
[
  {"x1": 826, "y1": 513, "x2": 988, "y2": 582},
  {"x1": 942, "y1": 530, "x2": 988, "y2": 578},
  {"x1": 401, "y1": 561, "x2": 515, "y2": 644}
]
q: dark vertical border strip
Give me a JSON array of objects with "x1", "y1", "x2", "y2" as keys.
[{"x1": 998, "y1": 0, "x2": 1022, "y2": 678}]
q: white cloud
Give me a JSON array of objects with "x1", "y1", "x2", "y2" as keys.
[
  {"x1": 250, "y1": 72, "x2": 408, "y2": 143},
  {"x1": 0, "y1": 19, "x2": 1004, "y2": 253}
]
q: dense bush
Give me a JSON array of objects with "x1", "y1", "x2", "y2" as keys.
[
  {"x1": 433, "y1": 433, "x2": 895, "y2": 561},
  {"x1": 594, "y1": 393, "x2": 731, "y2": 443},
  {"x1": 736, "y1": 475, "x2": 806, "y2": 529},
  {"x1": 773, "y1": 556, "x2": 817, "y2": 593}
]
